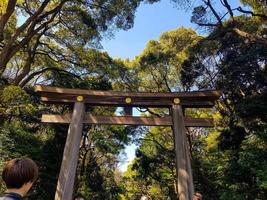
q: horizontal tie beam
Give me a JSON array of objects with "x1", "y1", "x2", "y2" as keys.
[{"x1": 41, "y1": 114, "x2": 214, "y2": 127}]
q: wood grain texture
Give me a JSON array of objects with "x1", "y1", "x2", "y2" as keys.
[
  {"x1": 35, "y1": 85, "x2": 221, "y2": 108},
  {"x1": 124, "y1": 106, "x2": 133, "y2": 116},
  {"x1": 40, "y1": 96, "x2": 216, "y2": 108},
  {"x1": 55, "y1": 103, "x2": 85, "y2": 200},
  {"x1": 41, "y1": 114, "x2": 214, "y2": 127},
  {"x1": 35, "y1": 85, "x2": 221, "y2": 98},
  {"x1": 172, "y1": 104, "x2": 194, "y2": 200}
]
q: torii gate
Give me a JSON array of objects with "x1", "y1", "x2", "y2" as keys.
[{"x1": 35, "y1": 85, "x2": 221, "y2": 200}]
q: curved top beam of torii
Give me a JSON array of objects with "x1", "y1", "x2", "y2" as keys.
[{"x1": 35, "y1": 85, "x2": 221, "y2": 108}]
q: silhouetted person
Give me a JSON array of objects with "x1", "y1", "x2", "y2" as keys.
[
  {"x1": 73, "y1": 193, "x2": 85, "y2": 200},
  {"x1": 0, "y1": 157, "x2": 38, "y2": 200}
]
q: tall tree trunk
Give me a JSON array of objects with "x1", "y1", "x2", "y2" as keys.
[{"x1": 0, "y1": 0, "x2": 17, "y2": 41}]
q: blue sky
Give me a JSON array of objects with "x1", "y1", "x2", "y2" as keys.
[
  {"x1": 101, "y1": 1, "x2": 196, "y2": 60},
  {"x1": 101, "y1": 0, "x2": 241, "y2": 60},
  {"x1": 102, "y1": 0, "x2": 242, "y2": 172}
]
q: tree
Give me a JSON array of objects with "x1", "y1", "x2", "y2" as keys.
[
  {"x1": 118, "y1": 3, "x2": 267, "y2": 198},
  {"x1": 0, "y1": 74, "x2": 143, "y2": 199},
  {"x1": 0, "y1": 38, "x2": 143, "y2": 199},
  {"x1": 180, "y1": 5, "x2": 267, "y2": 199},
  {"x1": 137, "y1": 28, "x2": 201, "y2": 92},
  {"x1": 190, "y1": 0, "x2": 267, "y2": 45},
  {"x1": 132, "y1": 127, "x2": 177, "y2": 200},
  {"x1": 0, "y1": 1, "x2": 166, "y2": 198},
  {"x1": 0, "y1": 85, "x2": 67, "y2": 199},
  {"x1": 109, "y1": 27, "x2": 201, "y2": 96},
  {"x1": 0, "y1": 0, "x2": 163, "y2": 84}
]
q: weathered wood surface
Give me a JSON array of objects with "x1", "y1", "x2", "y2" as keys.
[
  {"x1": 185, "y1": 139, "x2": 194, "y2": 200},
  {"x1": 172, "y1": 104, "x2": 194, "y2": 200},
  {"x1": 124, "y1": 106, "x2": 133, "y2": 116},
  {"x1": 35, "y1": 85, "x2": 221, "y2": 98},
  {"x1": 35, "y1": 85, "x2": 221, "y2": 108},
  {"x1": 41, "y1": 114, "x2": 214, "y2": 127},
  {"x1": 40, "y1": 97, "x2": 216, "y2": 108},
  {"x1": 55, "y1": 103, "x2": 85, "y2": 200}
]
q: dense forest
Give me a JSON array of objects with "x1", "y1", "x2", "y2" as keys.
[{"x1": 0, "y1": 0, "x2": 266, "y2": 199}]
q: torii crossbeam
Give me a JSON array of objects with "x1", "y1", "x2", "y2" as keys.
[{"x1": 35, "y1": 85, "x2": 221, "y2": 200}]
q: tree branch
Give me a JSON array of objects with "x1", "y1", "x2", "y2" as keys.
[
  {"x1": 237, "y1": 6, "x2": 267, "y2": 20},
  {"x1": 204, "y1": 0, "x2": 223, "y2": 26},
  {"x1": 195, "y1": 22, "x2": 218, "y2": 27},
  {"x1": 19, "y1": 67, "x2": 81, "y2": 87},
  {"x1": 13, "y1": 28, "x2": 46, "y2": 85},
  {"x1": 10, "y1": 0, "x2": 50, "y2": 41},
  {"x1": 0, "y1": 0, "x2": 17, "y2": 41},
  {"x1": 222, "y1": 0, "x2": 234, "y2": 18},
  {"x1": 162, "y1": 66, "x2": 172, "y2": 92},
  {"x1": 0, "y1": 0, "x2": 66, "y2": 74},
  {"x1": 232, "y1": 28, "x2": 267, "y2": 45}
]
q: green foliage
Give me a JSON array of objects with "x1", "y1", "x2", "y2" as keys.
[
  {"x1": 110, "y1": 27, "x2": 202, "y2": 94},
  {"x1": 120, "y1": 5, "x2": 267, "y2": 200},
  {"x1": 0, "y1": 70, "x2": 140, "y2": 200},
  {"x1": 74, "y1": 123, "x2": 140, "y2": 199},
  {"x1": 240, "y1": 0, "x2": 267, "y2": 15},
  {"x1": 1, "y1": 1, "x2": 267, "y2": 199},
  {"x1": 180, "y1": 10, "x2": 267, "y2": 199},
  {"x1": 0, "y1": 117, "x2": 65, "y2": 199},
  {"x1": 0, "y1": 0, "x2": 165, "y2": 87},
  {"x1": 122, "y1": 127, "x2": 177, "y2": 200},
  {"x1": 136, "y1": 27, "x2": 201, "y2": 92},
  {"x1": 0, "y1": 86, "x2": 35, "y2": 121}
]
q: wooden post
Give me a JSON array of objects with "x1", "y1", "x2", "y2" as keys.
[
  {"x1": 124, "y1": 106, "x2": 133, "y2": 116},
  {"x1": 185, "y1": 137, "x2": 194, "y2": 199},
  {"x1": 172, "y1": 104, "x2": 194, "y2": 200},
  {"x1": 55, "y1": 102, "x2": 85, "y2": 200}
]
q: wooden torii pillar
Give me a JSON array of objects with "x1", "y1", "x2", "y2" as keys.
[{"x1": 35, "y1": 85, "x2": 221, "y2": 200}]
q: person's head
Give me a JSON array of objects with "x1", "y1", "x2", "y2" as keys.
[
  {"x1": 193, "y1": 192, "x2": 202, "y2": 200},
  {"x1": 2, "y1": 157, "x2": 38, "y2": 196},
  {"x1": 73, "y1": 193, "x2": 85, "y2": 200}
]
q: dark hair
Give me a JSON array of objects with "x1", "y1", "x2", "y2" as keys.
[
  {"x1": 73, "y1": 193, "x2": 85, "y2": 200},
  {"x1": 2, "y1": 157, "x2": 38, "y2": 189}
]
